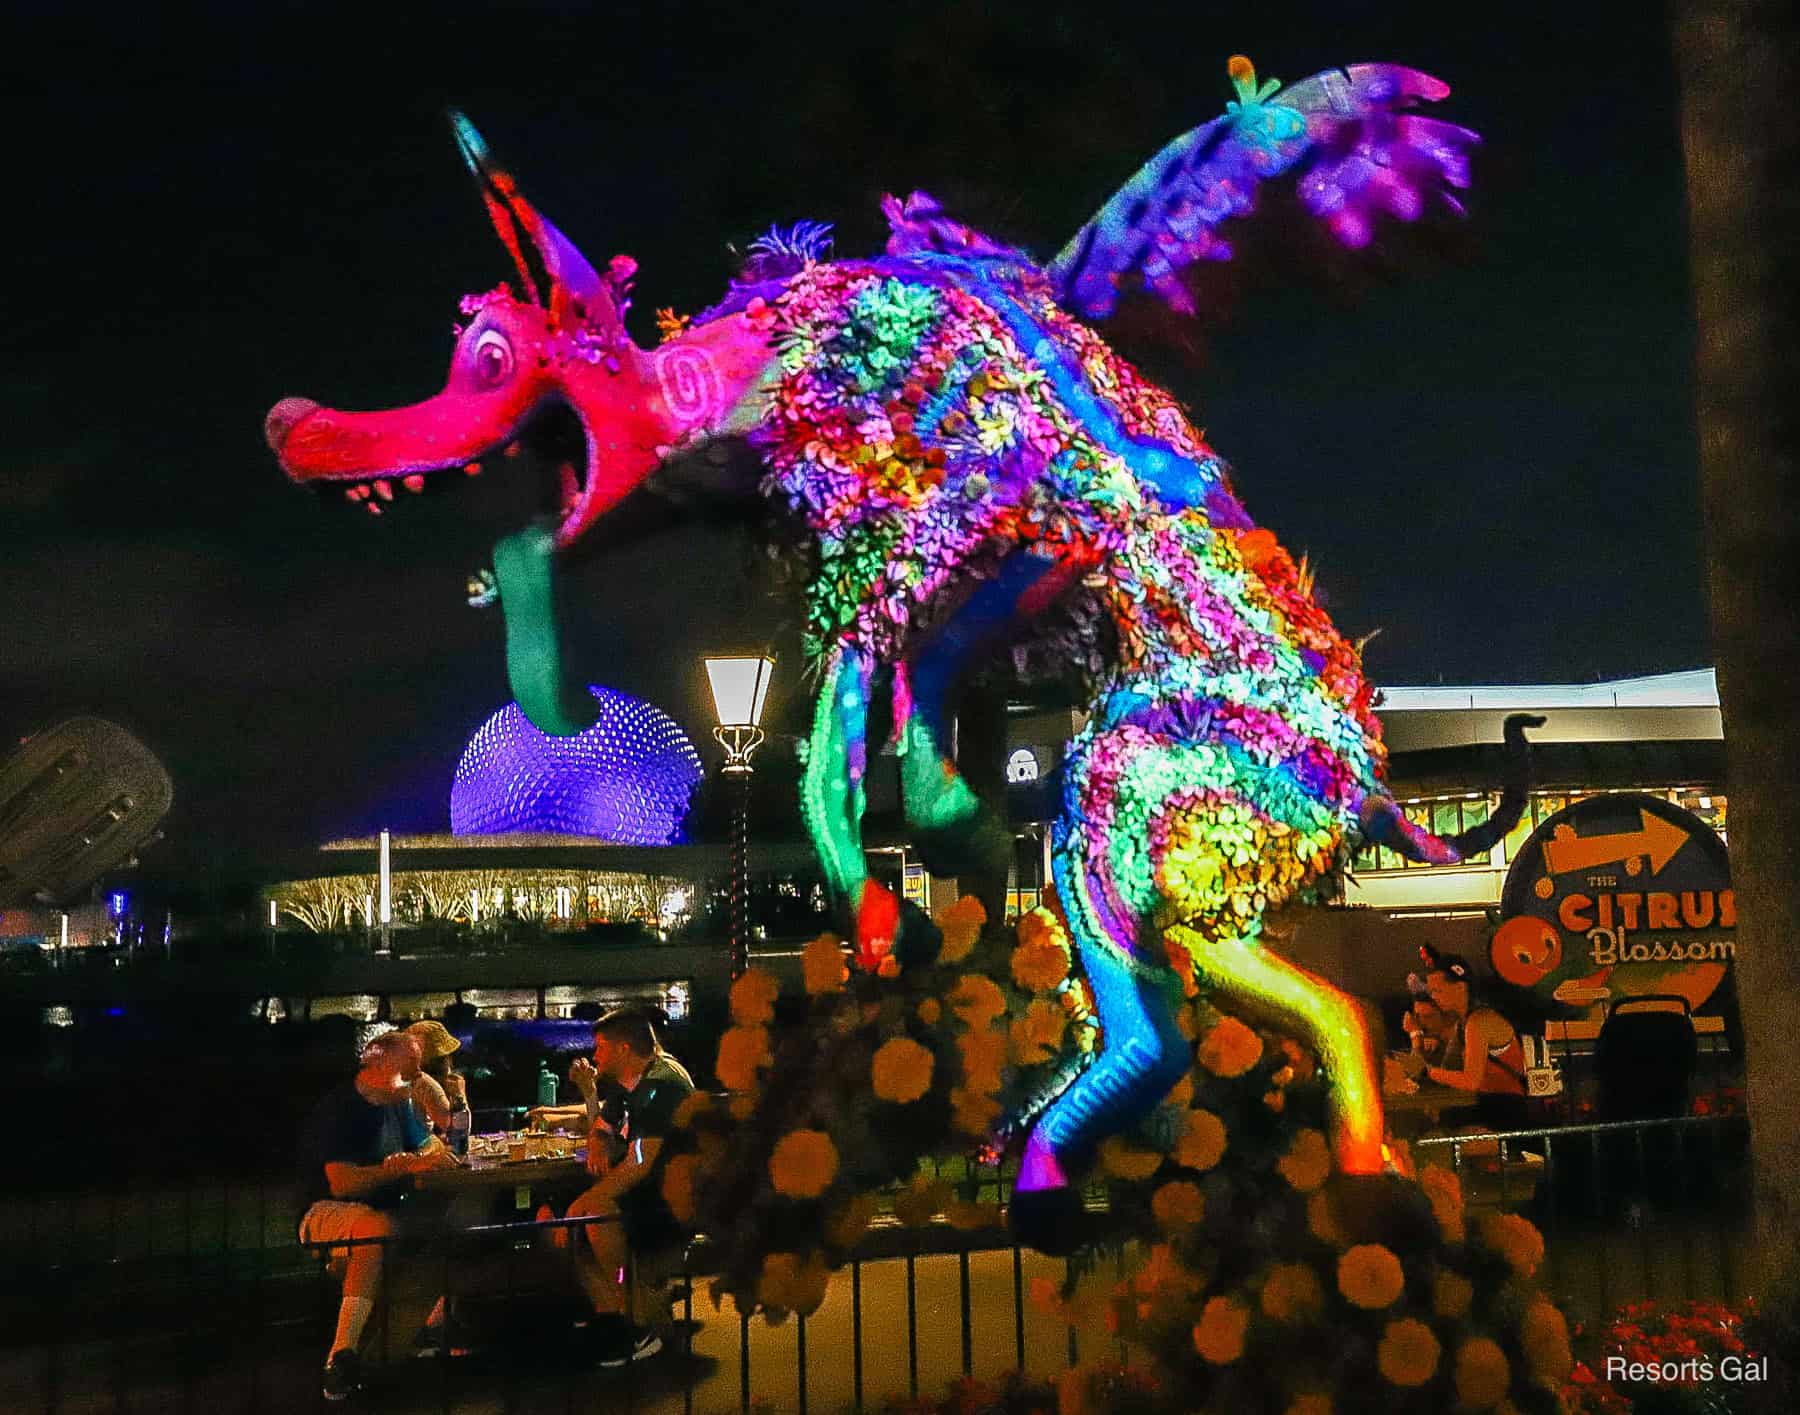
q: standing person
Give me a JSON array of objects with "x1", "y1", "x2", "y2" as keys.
[
  {"x1": 405, "y1": 1019, "x2": 469, "y2": 1137},
  {"x1": 537, "y1": 1010, "x2": 694, "y2": 1366},
  {"x1": 297, "y1": 1029, "x2": 458, "y2": 1401},
  {"x1": 1418, "y1": 944, "x2": 1530, "y2": 1131}
]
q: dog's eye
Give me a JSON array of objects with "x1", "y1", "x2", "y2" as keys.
[{"x1": 473, "y1": 330, "x2": 513, "y2": 388}]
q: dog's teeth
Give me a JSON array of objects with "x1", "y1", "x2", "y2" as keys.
[
  {"x1": 464, "y1": 462, "x2": 483, "y2": 476},
  {"x1": 344, "y1": 488, "x2": 360, "y2": 503},
  {"x1": 403, "y1": 474, "x2": 426, "y2": 493},
  {"x1": 366, "y1": 502, "x2": 383, "y2": 516},
  {"x1": 502, "y1": 443, "x2": 521, "y2": 459},
  {"x1": 373, "y1": 479, "x2": 394, "y2": 501}
]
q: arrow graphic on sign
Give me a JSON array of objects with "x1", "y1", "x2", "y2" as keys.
[{"x1": 1541, "y1": 809, "x2": 1689, "y2": 877}]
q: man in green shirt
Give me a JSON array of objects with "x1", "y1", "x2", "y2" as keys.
[{"x1": 543, "y1": 1009, "x2": 695, "y2": 1366}]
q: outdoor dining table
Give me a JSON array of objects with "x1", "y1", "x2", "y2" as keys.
[
  {"x1": 1381, "y1": 1081, "x2": 1459, "y2": 1138},
  {"x1": 413, "y1": 1133, "x2": 589, "y2": 1214},
  {"x1": 388, "y1": 1135, "x2": 596, "y2": 1358}
]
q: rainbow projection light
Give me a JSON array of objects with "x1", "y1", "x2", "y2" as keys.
[{"x1": 267, "y1": 57, "x2": 1539, "y2": 1238}]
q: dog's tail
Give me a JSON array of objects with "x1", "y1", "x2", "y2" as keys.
[{"x1": 1359, "y1": 713, "x2": 1544, "y2": 864}]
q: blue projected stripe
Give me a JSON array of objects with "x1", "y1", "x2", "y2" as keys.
[{"x1": 905, "y1": 254, "x2": 1218, "y2": 511}]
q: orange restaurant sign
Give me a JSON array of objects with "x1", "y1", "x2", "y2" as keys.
[{"x1": 1493, "y1": 793, "x2": 1733, "y2": 1020}]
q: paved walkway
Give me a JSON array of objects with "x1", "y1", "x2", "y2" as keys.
[{"x1": 0, "y1": 1244, "x2": 1105, "y2": 1413}]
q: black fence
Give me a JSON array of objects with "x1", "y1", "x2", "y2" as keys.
[
  {"x1": 0, "y1": 1189, "x2": 1086, "y2": 1413},
  {"x1": 1414, "y1": 1110, "x2": 1753, "y2": 1320},
  {"x1": 0, "y1": 1112, "x2": 1755, "y2": 1414}
]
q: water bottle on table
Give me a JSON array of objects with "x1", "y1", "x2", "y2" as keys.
[
  {"x1": 447, "y1": 1078, "x2": 472, "y2": 1158},
  {"x1": 535, "y1": 1059, "x2": 558, "y2": 1110}
]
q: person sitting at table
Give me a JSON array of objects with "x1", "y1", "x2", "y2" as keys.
[
  {"x1": 403, "y1": 1018, "x2": 481, "y2": 1346},
  {"x1": 1417, "y1": 944, "x2": 1530, "y2": 1132},
  {"x1": 1400, "y1": 995, "x2": 1457, "y2": 1070},
  {"x1": 297, "y1": 1028, "x2": 459, "y2": 1402},
  {"x1": 405, "y1": 1019, "x2": 469, "y2": 1137},
  {"x1": 536, "y1": 1009, "x2": 694, "y2": 1367},
  {"x1": 528, "y1": 1019, "x2": 693, "y2": 1139}
]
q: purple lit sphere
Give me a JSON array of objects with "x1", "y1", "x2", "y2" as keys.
[{"x1": 451, "y1": 686, "x2": 703, "y2": 843}]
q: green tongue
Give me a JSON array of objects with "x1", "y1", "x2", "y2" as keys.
[{"x1": 491, "y1": 525, "x2": 600, "y2": 737}]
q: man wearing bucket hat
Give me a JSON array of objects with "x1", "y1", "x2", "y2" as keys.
[{"x1": 406, "y1": 1020, "x2": 469, "y2": 1136}]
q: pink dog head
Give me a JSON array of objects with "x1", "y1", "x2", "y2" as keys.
[{"x1": 265, "y1": 114, "x2": 671, "y2": 550}]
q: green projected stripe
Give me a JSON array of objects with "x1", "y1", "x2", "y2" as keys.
[
  {"x1": 492, "y1": 525, "x2": 600, "y2": 737},
  {"x1": 800, "y1": 653, "x2": 869, "y2": 902},
  {"x1": 897, "y1": 716, "x2": 984, "y2": 839}
]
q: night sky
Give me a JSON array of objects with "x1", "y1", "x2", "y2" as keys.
[{"x1": 5, "y1": 2, "x2": 1706, "y2": 891}]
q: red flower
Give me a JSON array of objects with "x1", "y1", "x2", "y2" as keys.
[{"x1": 744, "y1": 296, "x2": 778, "y2": 332}]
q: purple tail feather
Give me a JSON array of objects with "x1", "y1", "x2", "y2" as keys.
[{"x1": 1048, "y1": 59, "x2": 1480, "y2": 320}]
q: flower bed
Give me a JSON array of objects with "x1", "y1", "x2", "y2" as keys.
[
  {"x1": 1564, "y1": 1300, "x2": 1769, "y2": 1415},
  {"x1": 656, "y1": 896, "x2": 1582, "y2": 1413}
]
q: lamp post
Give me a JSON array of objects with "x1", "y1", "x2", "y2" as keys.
[{"x1": 703, "y1": 655, "x2": 775, "y2": 980}]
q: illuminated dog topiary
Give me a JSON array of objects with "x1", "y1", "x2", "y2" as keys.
[{"x1": 267, "y1": 56, "x2": 1538, "y2": 1240}]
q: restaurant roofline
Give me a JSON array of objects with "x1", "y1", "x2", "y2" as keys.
[{"x1": 1377, "y1": 668, "x2": 1718, "y2": 712}]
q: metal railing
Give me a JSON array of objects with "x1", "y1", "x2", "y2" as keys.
[
  {"x1": 0, "y1": 1194, "x2": 1084, "y2": 1413},
  {"x1": 1416, "y1": 1111, "x2": 1752, "y2": 1324},
  {"x1": 0, "y1": 1112, "x2": 1754, "y2": 1413}
]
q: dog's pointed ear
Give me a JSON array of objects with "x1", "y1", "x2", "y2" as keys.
[{"x1": 449, "y1": 111, "x2": 614, "y2": 333}]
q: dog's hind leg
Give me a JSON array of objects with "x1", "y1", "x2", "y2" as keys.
[
  {"x1": 1138, "y1": 730, "x2": 1387, "y2": 1175},
  {"x1": 1008, "y1": 815, "x2": 1188, "y2": 1252},
  {"x1": 1014, "y1": 715, "x2": 1387, "y2": 1211},
  {"x1": 1170, "y1": 923, "x2": 1385, "y2": 1174},
  {"x1": 1014, "y1": 727, "x2": 1193, "y2": 1188}
]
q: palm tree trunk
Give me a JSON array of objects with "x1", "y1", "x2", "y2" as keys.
[{"x1": 1673, "y1": 0, "x2": 1800, "y2": 1293}]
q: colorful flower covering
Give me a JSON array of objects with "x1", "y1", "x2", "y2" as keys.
[
  {"x1": 750, "y1": 247, "x2": 1385, "y2": 950},
  {"x1": 730, "y1": 219, "x2": 1458, "y2": 1182}
]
